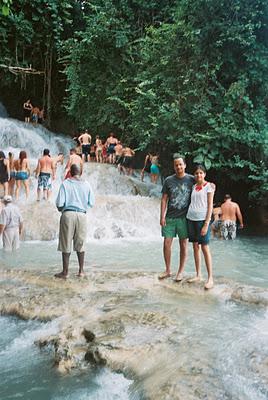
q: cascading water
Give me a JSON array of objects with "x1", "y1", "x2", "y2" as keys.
[
  {"x1": 0, "y1": 116, "x2": 73, "y2": 157},
  {"x1": 0, "y1": 116, "x2": 267, "y2": 400},
  {"x1": 0, "y1": 116, "x2": 162, "y2": 241}
]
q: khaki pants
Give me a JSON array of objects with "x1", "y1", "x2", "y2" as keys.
[
  {"x1": 58, "y1": 211, "x2": 87, "y2": 253},
  {"x1": 3, "y1": 227, "x2": 20, "y2": 251}
]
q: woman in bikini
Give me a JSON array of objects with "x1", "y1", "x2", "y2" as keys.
[
  {"x1": 186, "y1": 165, "x2": 215, "y2": 289},
  {"x1": 150, "y1": 155, "x2": 160, "y2": 184},
  {"x1": 0, "y1": 151, "x2": 10, "y2": 196},
  {"x1": 14, "y1": 151, "x2": 31, "y2": 200}
]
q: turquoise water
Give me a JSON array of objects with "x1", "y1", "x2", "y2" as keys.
[
  {"x1": 2, "y1": 235, "x2": 267, "y2": 288},
  {"x1": 1, "y1": 235, "x2": 267, "y2": 399},
  {"x1": 0, "y1": 316, "x2": 134, "y2": 400}
]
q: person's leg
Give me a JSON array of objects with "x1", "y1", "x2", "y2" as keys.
[
  {"x1": 55, "y1": 252, "x2": 70, "y2": 278},
  {"x1": 201, "y1": 244, "x2": 213, "y2": 289},
  {"x1": 76, "y1": 251, "x2": 85, "y2": 276},
  {"x1": 175, "y1": 238, "x2": 188, "y2": 281},
  {"x1": 159, "y1": 237, "x2": 173, "y2": 279},
  {"x1": 15, "y1": 180, "x2": 21, "y2": 200},
  {"x1": 188, "y1": 242, "x2": 202, "y2": 282},
  {"x1": 3, "y1": 181, "x2": 8, "y2": 196},
  {"x1": 8, "y1": 178, "x2": 15, "y2": 196},
  {"x1": 47, "y1": 189, "x2": 52, "y2": 201},
  {"x1": 23, "y1": 180, "x2": 29, "y2": 199}
]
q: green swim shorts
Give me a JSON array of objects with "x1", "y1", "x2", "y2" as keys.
[{"x1": 161, "y1": 216, "x2": 188, "y2": 239}]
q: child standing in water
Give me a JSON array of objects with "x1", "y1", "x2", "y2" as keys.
[{"x1": 186, "y1": 165, "x2": 215, "y2": 289}]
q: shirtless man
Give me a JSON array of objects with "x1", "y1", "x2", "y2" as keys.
[
  {"x1": 35, "y1": 149, "x2": 55, "y2": 201},
  {"x1": 220, "y1": 194, "x2": 244, "y2": 240},
  {"x1": 106, "y1": 133, "x2": 118, "y2": 164},
  {"x1": 78, "y1": 130, "x2": 92, "y2": 162},
  {"x1": 65, "y1": 148, "x2": 83, "y2": 179},
  {"x1": 122, "y1": 146, "x2": 135, "y2": 175}
]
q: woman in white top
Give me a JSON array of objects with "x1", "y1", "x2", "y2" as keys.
[{"x1": 186, "y1": 165, "x2": 215, "y2": 289}]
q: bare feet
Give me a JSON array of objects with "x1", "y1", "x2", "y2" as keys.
[
  {"x1": 76, "y1": 272, "x2": 86, "y2": 278},
  {"x1": 158, "y1": 271, "x2": 171, "y2": 280},
  {"x1": 187, "y1": 276, "x2": 201, "y2": 283},
  {"x1": 174, "y1": 273, "x2": 183, "y2": 282},
  {"x1": 204, "y1": 280, "x2": 214, "y2": 290},
  {"x1": 54, "y1": 272, "x2": 68, "y2": 279}
]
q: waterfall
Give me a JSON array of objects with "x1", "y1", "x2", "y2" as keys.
[
  {"x1": 0, "y1": 116, "x2": 162, "y2": 241},
  {"x1": 0, "y1": 117, "x2": 73, "y2": 157}
]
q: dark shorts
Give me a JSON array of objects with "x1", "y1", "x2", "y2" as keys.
[
  {"x1": 187, "y1": 219, "x2": 211, "y2": 245},
  {"x1": 82, "y1": 144, "x2": 91, "y2": 156},
  {"x1": 0, "y1": 175, "x2": 8, "y2": 184},
  {"x1": 123, "y1": 156, "x2": 133, "y2": 168},
  {"x1": 162, "y1": 216, "x2": 188, "y2": 239},
  {"x1": 107, "y1": 145, "x2": 116, "y2": 155}
]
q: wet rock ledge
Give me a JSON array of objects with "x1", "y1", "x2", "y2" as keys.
[{"x1": 0, "y1": 268, "x2": 267, "y2": 400}]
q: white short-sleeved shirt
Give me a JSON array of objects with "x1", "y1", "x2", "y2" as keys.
[
  {"x1": 186, "y1": 182, "x2": 214, "y2": 221},
  {"x1": 0, "y1": 203, "x2": 23, "y2": 229}
]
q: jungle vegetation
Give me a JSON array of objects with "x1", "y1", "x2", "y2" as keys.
[{"x1": 0, "y1": 0, "x2": 267, "y2": 206}]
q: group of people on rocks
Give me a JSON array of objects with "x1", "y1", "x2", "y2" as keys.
[
  {"x1": 23, "y1": 99, "x2": 44, "y2": 124},
  {"x1": 0, "y1": 145, "x2": 243, "y2": 288},
  {"x1": 72, "y1": 130, "x2": 137, "y2": 176},
  {"x1": 73, "y1": 130, "x2": 161, "y2": 183}
]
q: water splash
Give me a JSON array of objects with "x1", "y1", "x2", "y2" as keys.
[{"x1": 0, "y1": 117, "x2": 73, "y2": 157}]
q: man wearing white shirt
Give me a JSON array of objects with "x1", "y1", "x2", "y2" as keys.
[{"x1": 0, "y1": 195, "x2": 23, "y2": 251}]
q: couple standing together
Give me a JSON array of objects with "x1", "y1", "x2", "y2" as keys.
[{"x1": 160, "y1": 155, "x2": 214, "y2": 290}]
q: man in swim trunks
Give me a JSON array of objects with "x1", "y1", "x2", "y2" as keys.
[
  {"x1": 65, "y1": 148, "x2": 83, "y2": 179},
  {"x1": 0, "y1": 195, "x2": 23, "y2": 251},
  {"x1": 106, "y1": 133, "x2": 118, "y2": 164},
  {"x1": 122, "y1": 145, "x2": 135, "y2": 175},
  {"x1": 35, "y1": 148, "x2": 55, "y2": 201},
  {"x1": 78, "y1": 130, "x2": 92, "y2": 162},
  {"x1": 54, "y1": 164, "x2": 94, "y2": 279},
  {"x1": 159, "y1": 155, "x2": 195, "y2": 281},
  {"x1": 220, "y1": 194, "x2": 244, "y2": 240}
]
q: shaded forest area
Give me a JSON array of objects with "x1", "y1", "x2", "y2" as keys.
[{"x1": 0, "y1": 0, "x2": 267, "y2": 222}]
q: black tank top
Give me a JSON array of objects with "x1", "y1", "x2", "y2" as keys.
[{"x1": 0, "y1": 159, "x2": 8, "y2": 182}]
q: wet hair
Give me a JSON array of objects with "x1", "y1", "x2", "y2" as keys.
[
  {"x1": 43, "y1": 148, "x2": 50, "y2": 156},
  {"x1": 224, "y1": 194, "x2": 232, "y2": 200},
  {"x1": 70, "y1": 164, "x2": 80, "y2": 176},
  {"x1": 194, "y1": 164, "x2": 206, "y2": 173},
  {"x1": 58, "y1": 152, "x2": 63, "y2": 156},
  {"x1": 19, "y1": 150, "x2": 27, "y2": 162},
  {"x1": 70, "y1": 148, "x2": 76, "y2": 154},
  {"x1": 0, "y1": 151, "x2": 6, "y2": 159},
  {"x1": 173, "y1": 154, "x2": 185, "y2": 163}
]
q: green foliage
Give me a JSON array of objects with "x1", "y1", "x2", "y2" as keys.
[
  {"x1": 1, "y1": 0, "x2": 268, "y2": 205},
  {"x1": 0, "y1": 0, "x2": 12, "y2": 16}
]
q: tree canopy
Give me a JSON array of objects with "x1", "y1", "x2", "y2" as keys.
[{"x1": 0, "y1": 0, "x2": 267, "y2": 206}]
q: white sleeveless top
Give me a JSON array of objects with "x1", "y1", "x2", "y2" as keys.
[{"x1": 186, "y1": 182, "x2": 214, "y2": 221}]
